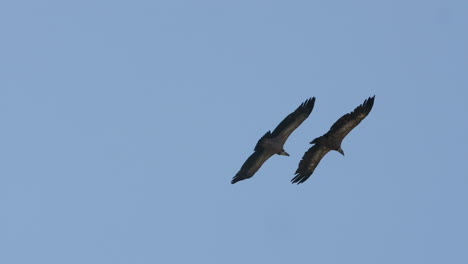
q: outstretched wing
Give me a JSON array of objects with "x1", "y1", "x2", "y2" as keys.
[
  {"x1": 291, "y1": 144, "x2": 331, "y2": 184},
  {"x1": 325, "y1": 96, "x2": 375, "y2": 142},
  {"x1": 270, "y1": 97, "x2": 315, "y2": 143},
  {"x1": 231, "y1": 150, "x2": 275, "y2": 184}
]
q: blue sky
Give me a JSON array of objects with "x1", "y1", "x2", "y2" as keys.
[{"x1": 1, "y1": 1, "x2": 467, "y2": 263}]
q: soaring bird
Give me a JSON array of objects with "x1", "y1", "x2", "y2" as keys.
[
  {"x1": 292, "y1": 96, "x2": 375, "y2": 184},
  {"x1": 232, "y1": 97, "x2": 316, "y2": 184}
]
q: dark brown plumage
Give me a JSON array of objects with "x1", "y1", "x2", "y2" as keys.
[
  {"x1": 292, "y1": 96, "x2": 375, "y2": 184},
  {"x1": 232, "y1": 97, "x2": 316, "y2": 184}
]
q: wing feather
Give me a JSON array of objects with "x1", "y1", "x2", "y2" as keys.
[
  {"x1": 231, "y1": 150, "x2": 275, "y2": 184},
  {"x1": 270, "y1": 97, "x2": 315, "y2": 142},
  {"x1": 326, "y1": 96, "x2": 375, "y2": 142},
  {"x1": 291, "y1": 144, "x2": 330, "y2": 184}
]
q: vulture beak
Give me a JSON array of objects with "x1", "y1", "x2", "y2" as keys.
[{"x1": 279, "y1": 150, "x2": 290, "y2": 156}]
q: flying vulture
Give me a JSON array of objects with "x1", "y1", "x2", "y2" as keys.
[
  {"x1": 231, "y1": 97, "x2": 316, "y2": 184},
  {"x1": 292, "y1": 96, "x2": 375, "y2": 184}
]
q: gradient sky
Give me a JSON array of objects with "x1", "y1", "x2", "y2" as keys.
[{"x1": 1, "y1": 1, "x2": 468, "y2": 263}]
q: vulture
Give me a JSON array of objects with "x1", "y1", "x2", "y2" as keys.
[
  {"x1": 231, "y1": 97, "x2": 316, "y2": 184},
  {"x1": 292, "y1": 96, "x2": 375, "y2": 184}
]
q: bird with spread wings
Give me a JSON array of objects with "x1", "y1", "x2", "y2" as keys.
[
  {"x1": 292, "y1": 96, "x2": 375, "y2": 184},
  {"x1": 232, "y1": 97, "x2": 316, "y2": 184}
]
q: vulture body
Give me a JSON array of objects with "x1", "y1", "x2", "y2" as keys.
[
  {"x1": 232, "y1": 97, "x2": 316, "y2": 184},
  {"x1": 292, "y1": 96, "x2": 375, "y2": 184}
]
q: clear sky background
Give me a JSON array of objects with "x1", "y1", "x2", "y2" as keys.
[{"x1": 1, "y1": 1, "x2": 467, "y2": 263}]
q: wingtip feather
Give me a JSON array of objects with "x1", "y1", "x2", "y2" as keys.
[
  {"x1": 231, "y1": 174, "x2": 242, "y2": 184},
  {"x1": 291, "y1": 173, "x2": 308, "y2": 184},
  {"x1": 302, "y1": 97, "x2": 316, "y2": 112},
  {"x1": 364, "y1": 95, "x2": 375, "y2": 113},
  {"x1": 297, "y1": 97, "x2": 316, "y2": 114}
]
